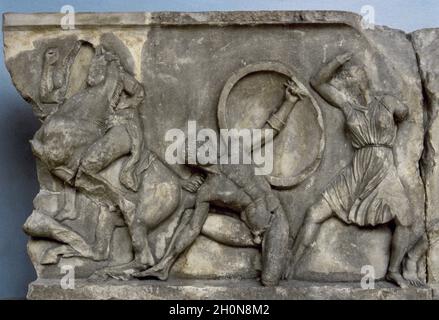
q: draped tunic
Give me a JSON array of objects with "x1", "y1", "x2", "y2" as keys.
[{"x1": 322, "y1": 94, "x2": 410, "y2": 226}]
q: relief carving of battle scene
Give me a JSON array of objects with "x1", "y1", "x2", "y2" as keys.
[{"x1": 5, "y1": 11, "x2": 439, "y2": 297}]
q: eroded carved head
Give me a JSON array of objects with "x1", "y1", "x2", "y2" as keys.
[{"x1": 334, "y1": 64, "x2": 371, "y2": 105}]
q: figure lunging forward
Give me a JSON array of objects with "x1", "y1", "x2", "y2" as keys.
[{"x1": 288, "y1": 52, "x2": 415, "y2": 288}]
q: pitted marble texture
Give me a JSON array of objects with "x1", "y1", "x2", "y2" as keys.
[
  {"x1": 3, "y1": 11, "x2": 439, "y2": 299},
  {"x1": 27, "y1": 279, "x2": 433, "y2": 300}
]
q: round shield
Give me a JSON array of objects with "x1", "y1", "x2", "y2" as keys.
[{"x1": 217, "y1": 61, "x2": 325, "y2": 188}]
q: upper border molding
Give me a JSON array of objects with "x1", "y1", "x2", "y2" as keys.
[{"x1": 3, "y1": 11, "x2": 362, "y2": 29}]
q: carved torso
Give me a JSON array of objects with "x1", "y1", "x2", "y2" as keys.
[{"x1": 346, "y1": 95, "x2": 397, "y2": 149}]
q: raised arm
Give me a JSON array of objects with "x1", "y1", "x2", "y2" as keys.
[
  {"x1": 310, "y1": 52, "x2": 352, "y2": 111},
  {"x1": 250, "y1": 79, "x2": 308, "y2": 151}
]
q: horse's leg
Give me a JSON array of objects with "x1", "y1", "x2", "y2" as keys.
[
  {"x1": 124, "y1": 160, "x2": 184, "y2": 266},
  {"x1": 134, "y1": 184, "x2": 216, "y2": 279},
  {"x1": 93, "y1": 186, "x2": 188, "y2": 281},
  {"x1": 127, "y1": 186, "x2": 181, "y2": 270},
  {"x1": 91, "y1": 217, "x2": 162, "y2": 281},
  {"x1": 287, "y1": 198, "x2": 333, "y2": 279},
  {"x1": 130, "y1": 220, "x2": 155, "y2": 266},
  {"x1": 134, "y1": 201, "x2": 210, "y2": 280}
]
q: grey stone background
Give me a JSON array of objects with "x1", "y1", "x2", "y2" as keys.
[{"x1": 0, "y1": 0, "x2": 438, "y2": 299}]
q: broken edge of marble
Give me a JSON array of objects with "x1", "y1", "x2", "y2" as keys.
[{"x1": 3, "y1": 10, "x2": 439, "y2": 289}]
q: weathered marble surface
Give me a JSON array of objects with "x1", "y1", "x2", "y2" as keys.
[
  {"x1": 411, "y1": 29, "x2": 439, "y2": 283},
  {"x1": 27, "y1": 279, "x2": 432, "y2": 300},
  {"x1": 3, "y1": 11, "x2": 439, "y2": 299}
]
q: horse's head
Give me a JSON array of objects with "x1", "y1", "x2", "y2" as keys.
[
  {"x1": 87, "y1": 45, "x2": 122, "y2": 87},
  {"x1": 87, "y1": 46, "x2": 108, "y2": 87}
]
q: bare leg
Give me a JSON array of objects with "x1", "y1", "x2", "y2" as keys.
[
  {"x1": 260, "y1": 207, "x2": 289, "y2": 286},
  {"x1": 94, "y1": 207, "x2": 156, "y2": 280},
  {"x1": 386, "y1": 224, "x2": 411, "y2": 288},
  {"x1": 89, "y1": 206, "x2": 152, "y2": 281},
  {"x1": 90, "y1": 207, "x2": 153, "y2": 281},
  {"x1": 78, "y1": 125, "x2": 149, "y2": 269},
  {"x1": 127, "y1": 180, "x2": 183, "y2": 269},
  {"x1": 403, "y1": 220, "x2": 439, "y2": 285},
  {"x1": 287, "y1": 198, "x2": 333, "y2": 278},
  {"x1": 403, "y1": 233, "x2": 428, "y2": 286},
  {"x1": 129, "y1": 222, "x2": 155, "y2": 266}
]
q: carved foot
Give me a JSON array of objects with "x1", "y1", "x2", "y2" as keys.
[
  {"x1": 386, "y1": 271, "x2": 409, "y2": 289},
  {"x1": 90, "y1": 260, "x2": 146, "y2": 281},
  {"x1": 403, "y1": 258, "x2": 426, "y2": 287},
  {"x1": 133, "y1": 256, "x2": 173, "y2": 280}
]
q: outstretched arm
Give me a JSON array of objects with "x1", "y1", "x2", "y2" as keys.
[
  {"x1": 250, "y1": 79, "x2": 308, "y2": 151},
  {"x1": 310, "y1": 52, "x2": 352, "y2": 111}
]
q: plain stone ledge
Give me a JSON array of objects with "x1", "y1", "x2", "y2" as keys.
[
  {"x1": 28, "y1": 279, "x2": 433, "y2": 300},
  {"x1": 3, "y1": 11, "x2": 363, "y2": 29}
]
